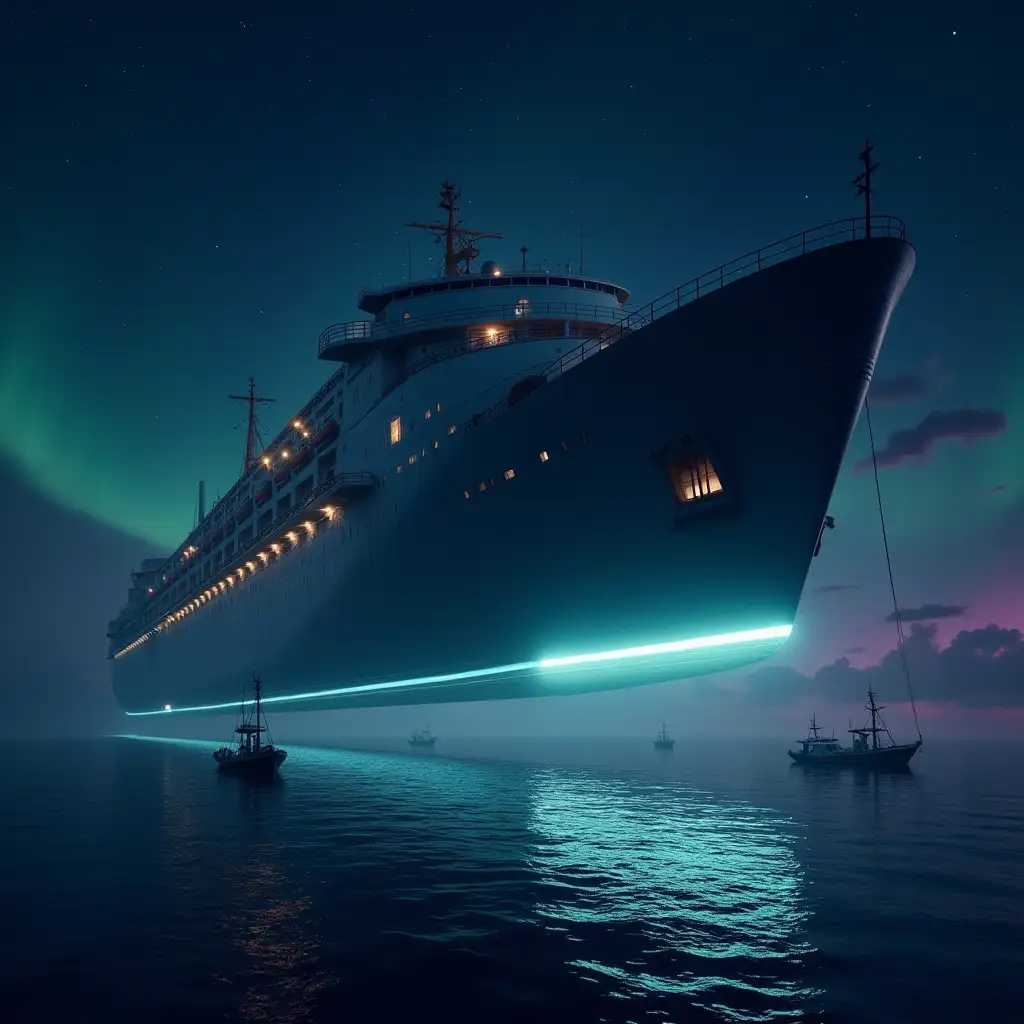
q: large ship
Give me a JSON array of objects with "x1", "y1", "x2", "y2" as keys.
[{"x1": 109, "y1": 155, "x2": 916, "y2": 719}]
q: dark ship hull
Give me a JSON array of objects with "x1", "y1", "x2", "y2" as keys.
[
  {"x1": 408, "y1": 738, "x2": 436, "y2": 748},
  {"x1": 213, "y1": 748, "x2": 287, "y2": 780},
  {"x1": 788, "y1": 741, "x2": 921, "y2": 769}
]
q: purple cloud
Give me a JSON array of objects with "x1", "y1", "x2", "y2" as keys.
[
  {"x1": 870, "y1": 372, "x2": 927, "y2": 405},
  {"x1": 854, "y1": 409, "x2": 1007, "y2": 473},
  {"x1": 886, "y1": 603, "x2": 966, "y2": 623},
  {"x1": 747, "y1": 623, "x2": 1024, "y2": 708}
]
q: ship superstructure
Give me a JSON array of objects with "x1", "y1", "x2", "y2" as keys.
[{"x1": 109, "y1": 163, "x2": 916, "y2": 719}]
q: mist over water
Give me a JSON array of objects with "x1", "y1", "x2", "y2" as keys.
[{"x1": 2, "y1": 736, "x2": 1021, "y2": 1022}]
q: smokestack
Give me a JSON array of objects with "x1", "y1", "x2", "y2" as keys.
[{"x1": 198, "y1": 480, "x2": 206, "y2": 523}]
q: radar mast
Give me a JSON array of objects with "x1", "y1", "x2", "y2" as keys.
[{"x1": 406, "y1": 182, "x2": 504, "y2": 277}]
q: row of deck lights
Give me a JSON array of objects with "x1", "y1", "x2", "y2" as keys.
[{"x1": 114, "y1": 503, "x2": 340, "y2": 659}]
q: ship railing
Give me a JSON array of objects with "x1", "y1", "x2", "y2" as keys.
[
  {"x1": 463, "y1": 215, "x2": 907, "y2": 433},
  {"x1": 317, "y1": 299, "x2": 634, "y2": 356},
  {"x1": 379, "y1": 323, "x2": 606, "y2": 401}
]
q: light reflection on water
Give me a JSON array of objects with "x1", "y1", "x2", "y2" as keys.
[
  {"x1": 7, "y1": 737, "x2": 1023, "y2": 1022},
  {"x1": 527, "y1": 768, "x2": 818, "y2": 1019}
]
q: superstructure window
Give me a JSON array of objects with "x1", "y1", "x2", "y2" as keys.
[
  {"x1": 446, "y1": 425, "x2": 457, "y2": 436},
  {"x1": 390, "y1": 416, "x2": 402, "y2": 444},
  {"x1": 668, "y1": 453, "x2": 723, "y2": 503}
]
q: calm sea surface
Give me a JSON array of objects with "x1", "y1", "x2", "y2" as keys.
[{"x1": 1, "y1": 736, "x2": 1021, "y2": 1022}]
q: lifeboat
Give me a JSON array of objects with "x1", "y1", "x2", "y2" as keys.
[
  {"x1": 255, "y1": 482, "x2": 272, "y2": 507},
  {"x1": 291, "y1": 445, "x2": 314, "y2": 473},
  {"x1": 313, "y1": 418, "x2": 340, "y2": 450},
  {"x1": 274, "y1": 463, "x2": 292, "y2": 486},
  {"x1": 234, "y1": 499, "x2": 253, "y2": 523}
]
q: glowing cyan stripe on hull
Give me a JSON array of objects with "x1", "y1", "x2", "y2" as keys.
[{"x1": 122, "y1": 623, "x2": 793, "y2": 716}]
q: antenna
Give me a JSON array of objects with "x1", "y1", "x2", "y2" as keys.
[
  {"x1": 579, "y1": 220, "x2": 584, "y2": 276},
  {"x1": 406, "y1": 182, "x2": 504, "y2": 277},
  {"x1": 229, "y1": 376, "x2": 277, "y2": 476},
  {"x1": 520, "y1": 245, "x2": 528, "y2": 272},
  {"x1": 852, "y1": 140, "x2": 879, "y2": 237}
]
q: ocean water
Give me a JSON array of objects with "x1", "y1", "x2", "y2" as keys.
[{"x1": 1, "y1": 736, "x2": 1021, "y2": 1023}]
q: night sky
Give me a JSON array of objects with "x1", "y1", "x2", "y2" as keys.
[{"x1": 1, "y1": 1, "x2": 1020, "y2": 737}]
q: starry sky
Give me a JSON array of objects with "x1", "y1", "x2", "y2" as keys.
[{"x1": 1, "y1": 1, "x2": 1021, "y2": 737}]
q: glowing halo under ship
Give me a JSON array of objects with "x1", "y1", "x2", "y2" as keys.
[{"x1": 109, "y1": 153, "x2": 915, "y2": 718}]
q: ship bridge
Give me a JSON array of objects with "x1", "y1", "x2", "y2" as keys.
[{"x1": 317, "y1": 271, "x2": 633, "y2": 362}]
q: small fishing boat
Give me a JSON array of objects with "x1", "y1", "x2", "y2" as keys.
[
  {"x1": 653, "y1": 721, "x2": 675, "y2": 751},
  {"x1": 788, "y1": 691, "x2": 921, "y2": 769},
  {"x1": 408, "y1": 727, "x2": 436, "y2": 748},
  {"x1": 213, "y1": 674, "x2": 288, "y2": 780}
]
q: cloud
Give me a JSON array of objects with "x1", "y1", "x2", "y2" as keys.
[
  {"x1": 984, "y1": 484, "x2": 1010, "y2": 495},
  {"x1": 746, "y1": 623, "x2": 1024, "y2": 708},
  {"x1": 854, "y1": 409, "x2": 1007, "y2": 472},
  {"x1": 886, "y1": 603, "x2": 966, "y2": 623},
  {"x1": 869, "y1": 372, "x2": 927, "y2": 405},
  {"x1": 813, "y1": 583, "x2": 861, "y2": 594}
]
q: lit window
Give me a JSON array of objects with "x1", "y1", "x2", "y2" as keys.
[
  {"x1": 390, "y1": 416, "x2": 402, "y2": 444},
  {"x1": 668, "y1": 453, "x2": 723, "y2": 503},
  {"x1": 514, "y1": 298, "x2": 530, "y2": 317},
  {"x1": 436, "y1": 403, "x2": 441, "y2": 412},
  {"x1": 504, "y1": 469, "x2": 515, "y2": 480},
  {"x1": 396, "y1": 465, "x2": 403, "y2": 474},
  {"x1": 539, "y1": 451, "x2": 549, "y2": 462},
  {"x1": 478, "y1": 482, "x2": 487, "y2": 492},
  {"x1": 447, "y1": 425, "x2": 457, "y2": 436},
  {"x1": 408, "y1": 454, "x2": 417, "y2": 465},
  {"x1": 433, "y1": 440, "x2": 439, "y2": 449},
  {"x1": 463, "y1": 489, "x2": 470, "y2": 499},
  {"x1": 425, "y1": 409, "x2": 431, "y2": 419},
  {"x1": 403, "y1": 312, "x2": 411, "y2": 320}
]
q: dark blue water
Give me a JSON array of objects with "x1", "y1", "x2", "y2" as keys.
[{"x1": 1, "y1": 736, "x2": 1021, "y2": 1022}]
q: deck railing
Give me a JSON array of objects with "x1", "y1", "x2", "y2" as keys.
[
  {"x1": 317, "y1": 298, "x2": 633, "y2": 356},
  {"x1": 463, "y1": 215, "x2": 907, "y2": 432}
]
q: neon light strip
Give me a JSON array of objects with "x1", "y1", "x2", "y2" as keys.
[
  {"x1": 123, "y1": 623, "x2": 792, "y2": 716},
  {"x1": 538, "y1": 625, "x2": 793, "y2": 669}
]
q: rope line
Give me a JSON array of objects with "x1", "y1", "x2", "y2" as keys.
[{"x1": 864, "y1": 397, "x2": 922, "y2": 742}]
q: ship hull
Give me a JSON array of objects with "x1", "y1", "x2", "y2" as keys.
[
  {"x1": 788, "y1": 741, "x2": 921, "y2": 769},
  {"x1": 114, "y1": 236, "x2": 915, "y2": 716}
]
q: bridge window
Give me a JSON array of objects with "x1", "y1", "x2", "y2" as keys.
[
  {"x1": 539, "y1": 451, "x2": 549, "y2": 462},
  {"x1": 515, "y1": 298, "x2": 530, "y2": 317},
  {"x1": 390, "y1": 416, "x2": 402, "y2": 444},
  {"x1": 668, "y1": 453, "x2": 723, "y2": 503},
  {"x1": 504, "y1": 469, "x2": 515, "y2": 480}
]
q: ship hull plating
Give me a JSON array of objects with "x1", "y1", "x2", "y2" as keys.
[
  {"x1": 114, "y1": 237, "x2": 915, "y2": 715},
  {"x1": 788, "y1": 741, "x2": 921, "y2": 769}
]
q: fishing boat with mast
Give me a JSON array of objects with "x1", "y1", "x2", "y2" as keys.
[
  {"x1": 408, "y1": 727, "x2": 436, "y2": 748},
  {"x1": 214, "y1": 674, "x2": 288, "y2": 779},
  {"x1": 788, "y1": 690, "x2": 922, "y2": 768},
  {"x1": 653, "y1": 722, "x2": 675, "y2": 750}
]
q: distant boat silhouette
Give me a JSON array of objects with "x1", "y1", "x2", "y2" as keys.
[
  {"x1": 408, "y1": 727, "x2": 436, "y2": 748},
  {"x1": 653, "y1": 722, "x2": 675, "y2": 751}
]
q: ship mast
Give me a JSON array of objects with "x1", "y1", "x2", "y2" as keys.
[
  {"x1": 406, "y1": 182, "x2": 504, "y2": 277},
  {"x1": 853, "y1": 140, "x2": 879, "y2": 238},
  {"x1": 229, "y1": 377, "x2": 277, "y2": 476}
]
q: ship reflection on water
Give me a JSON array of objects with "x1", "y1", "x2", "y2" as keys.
[{"x1": 526, "y1": 768, "x2": 818, "y2": 1017}]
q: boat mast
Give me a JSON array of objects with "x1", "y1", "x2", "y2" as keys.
[
  {"x1": 406, "y1": 182, "x2": 504, "y2": 277},
  {"x1": 853, "y1": 139, "x2": 878, "y2": 238},
  {"x1": 229, "y1": 377, "x2": 277, "y2": 476}
]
